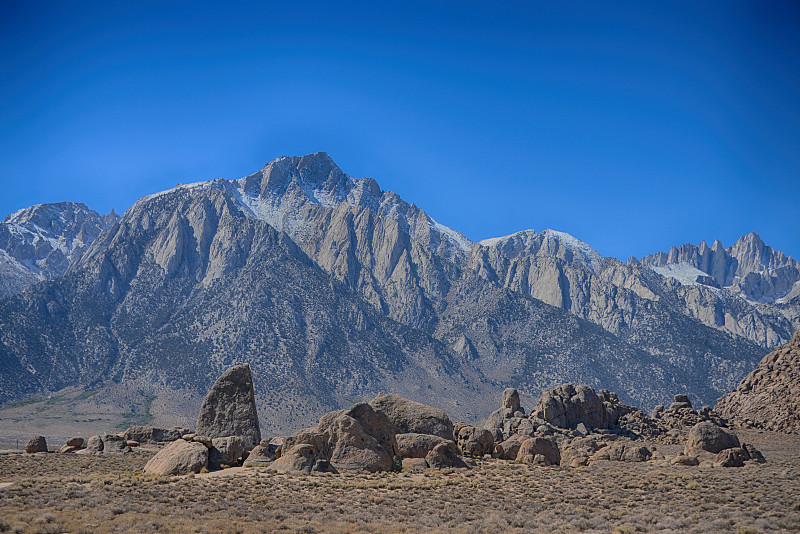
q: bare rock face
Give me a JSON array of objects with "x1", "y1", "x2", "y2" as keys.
[
  {"x1": 395, "y1": 433, "x2": 449, "y2": 459},
  {"x1": 515, "y1": 437, "x2": 560, "y2": 466},
  {"x1": 716, "y1": 332, "x2": 800, "y2": 434},
  {"x1": 144, "y1": 440, "x2": 208, "y2": 475},
  {"x1": 196, "y1": 364, "x2": 261, "y2": 450},
  {"x1": 685, "y1": 422, "x2": 740, "y2": 455},
  {"x1": 25, "y1": 436, "x2": 47, "y2": 453},
  {"x1": 534, "y1": 384, "x2": 638, "y2": 429},
  {"x1": 369, "y1": 393, "x2": 455, "y2": 441}
]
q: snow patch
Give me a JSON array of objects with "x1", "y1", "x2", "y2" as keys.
[{"x1": 651, "y1": 262, "x2": 714, "y2": 287}]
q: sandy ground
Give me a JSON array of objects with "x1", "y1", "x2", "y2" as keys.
[{"x1": 0, "y1": 429, "x2": 798, "y2": 533}]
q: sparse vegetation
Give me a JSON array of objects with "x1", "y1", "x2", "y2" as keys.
[{"x1": 0, "y1": 430, "x2": 797, "y2": 533}]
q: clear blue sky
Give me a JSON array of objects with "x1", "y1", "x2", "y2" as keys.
[{"x1": 1, "y1": 1, "x2": 799, "y2": 260}]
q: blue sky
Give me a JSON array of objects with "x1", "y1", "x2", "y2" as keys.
[{"x1": 1, "y1": 1, "x2": 799, "y2": 260}]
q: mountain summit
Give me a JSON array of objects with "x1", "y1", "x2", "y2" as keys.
[{"x1": 0, "y1": 154, "x2": 795, "y2": 433}]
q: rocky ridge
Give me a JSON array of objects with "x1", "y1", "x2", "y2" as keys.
[
  {"x1": 0, "y1": 202, "x2": 118, "y2": 298},
  {"x1": 0, "y1": 152, "x2": 794, "y2": 432},
  {"x1": 716, "y1": 332, "x2": 800, "y2": 433}
]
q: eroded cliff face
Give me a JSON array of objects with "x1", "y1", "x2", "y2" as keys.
[{"x1": 0, "y1": 152, "x2": 794, "y2": 432}]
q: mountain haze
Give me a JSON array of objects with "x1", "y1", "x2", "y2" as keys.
[{"x1": 0, "y1": 153, "x2": 794, "y2": 433}]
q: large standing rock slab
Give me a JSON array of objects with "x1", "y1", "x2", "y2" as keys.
[
  {"x1": 196, "y1": 364, "x2": 261, "y2": 450},
  {"x1": 25, "y1": 436, "x2": 47, "y2": 453},
  {"x1": 685, "y1": 422, "x2": 740, "y2": 455},
  {"x1": 144, "y1": 440, "x2": 208, "y2": 475},
  {"x1": 369, "y1": 393, "x2": 455, "y2": 441}
]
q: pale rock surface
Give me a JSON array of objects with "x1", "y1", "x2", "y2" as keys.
[{"x1": 144, "y1": 440, "x2": 208, "y2": 475}]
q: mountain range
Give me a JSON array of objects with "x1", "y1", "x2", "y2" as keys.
[{"x1": 0, "y1": 152, "x2": 797, "y2": 434}]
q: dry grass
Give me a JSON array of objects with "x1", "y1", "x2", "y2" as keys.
[{"x1": 0, "y1": 431, "x2": 798, "y2": 533}]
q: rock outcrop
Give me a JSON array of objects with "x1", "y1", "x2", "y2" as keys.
[
  {"x1": 515, "y1": 437, "x2": 560, "y2": 466},
  {"x1": 533, "y1": 384, "x2": 638, "y2": 430},
  {"x1": 395, "y1": 433, "x2": 450, "y2": 459},
  {"x1": 144, "y1": 440, "x2": 209, "y2": 475},
  {"x1": 277, "y1": 402, "x2": 398, "y2": 473},
  {"x1": 196, "y1": 364, "x2": 261, "y2": 450},
  {"x1": 684, "y1": 422, "x2": 740, "y2": 455},
  {"x1": 123, "y1": 426, "x2": 184, "y2": 445},
  {"x1": 455, "y1": 424, "x2": 494, "y2": 457},
  {"x1": 24, "y1": 436, "x2": 47, "y2": 453},
  {"x1": 716, "y1": 332, "x2": 800, "y2": 433},
  {"x1": 369, "y1": 393, "x2": 455, "y2": 441},
  {"x1": 209, "y1": 436, "x2": 244, "y2": 470}
]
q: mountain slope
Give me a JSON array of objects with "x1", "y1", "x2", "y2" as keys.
[
  {"x1": 0, "y1": 152, "x2": 793, "y2": 431},
  {"x1": 0, "y1": 202, "x2": 119, "y2": 298}
]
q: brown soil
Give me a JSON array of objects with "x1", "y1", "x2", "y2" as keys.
[{"x1": 0, "y1": 431, "x2": 798, "y2": 533}]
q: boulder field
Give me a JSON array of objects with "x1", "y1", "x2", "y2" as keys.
[{"x1": 28, "y1": 363, "x2": 771, "y2": 476}]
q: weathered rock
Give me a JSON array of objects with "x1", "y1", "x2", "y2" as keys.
[
  {"x1": 425, "y1": 441, "x2": 466, "y2": 469},
  {"x1": 369, "y1": 393, "x2": 455, "y2": 441},
  {"x1": 456, "y1": 425, "x2": 494, "y2": 457},
  {"x1": 671, "y1": 454, "x2": 699, "y2": 466},
  {"x1": 742, "y1": 443, "x2": 766, "y2": 463},
  {"x1": 502, "y1": 388, "x2": 521, "y2": 412},
  {"x1": 515, "y1": 437, "x2": 560, "y2": 466},
  {"x1": 25, "y1": 436, "x2": 47, "y2": 453},
  {"x1": 319, "y1": 403, "x2": 397, "y2": 472},
  {"x1": 685, "y1": 422, "x2": 740, "y2": 455},
  {"x1": 84, "y1": 435, "x2": 104, "y2": 453},
  {"x1": 196, "y1": 364, "x2": 261, "y2": 450},
  {"x1": 669, "y1": 394, "x2": 693, "y2": 411},
  {"x1": 209, "y1": 436, "x2": 244, "y2": 470},
  {"x1": 402, "y1": 457, "x2": 428, "y2": 472},
  {"x1": 533, "y1": 384, "x2": 638, "y2": 430},
  {"x1": 65, "y1": 437, "x2": 84, "y2": 448},
  {"x1": 592, "y1": 442, "x2": 653, "y2": 462},
  {"x1": 312, "y1": 459, "x2": 338, "y2": 473},
  {"x1": 716, "y1": 332, "x2": 800, "y2": 434},
  {"x1": 192, "y1": 435, "x2": 213, "y2": 448},
  {"x1": 101, "y1": 434, "x2": 132, "y2": 454},
  {"x1": 123, "y1": 426, "x2": 183, "y2": 445},
  {"x1": 714, "y1": 448, "x2": 747, "y2": 467},
  {"x1": 561, "y1": 436, "x2": 612, "y2": 467},
  {"x1": 495, "y1": 434, "x2": 527, "y2": 460},
  {"x1": 242, "y1": 444, "x2": 275, "y2": 467},
  {"x1": 395, "y1": 433, "x2": 449, "y2": 459},
  {"x1": 269, "y1": 444, "x2": 318, "y2": 474},
  {"x1": 144, "y1": 439, "x2": 208, "y2": 475},
  {"x1": 126, "y1": 440, "x2": 140, "y2": 447}
]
